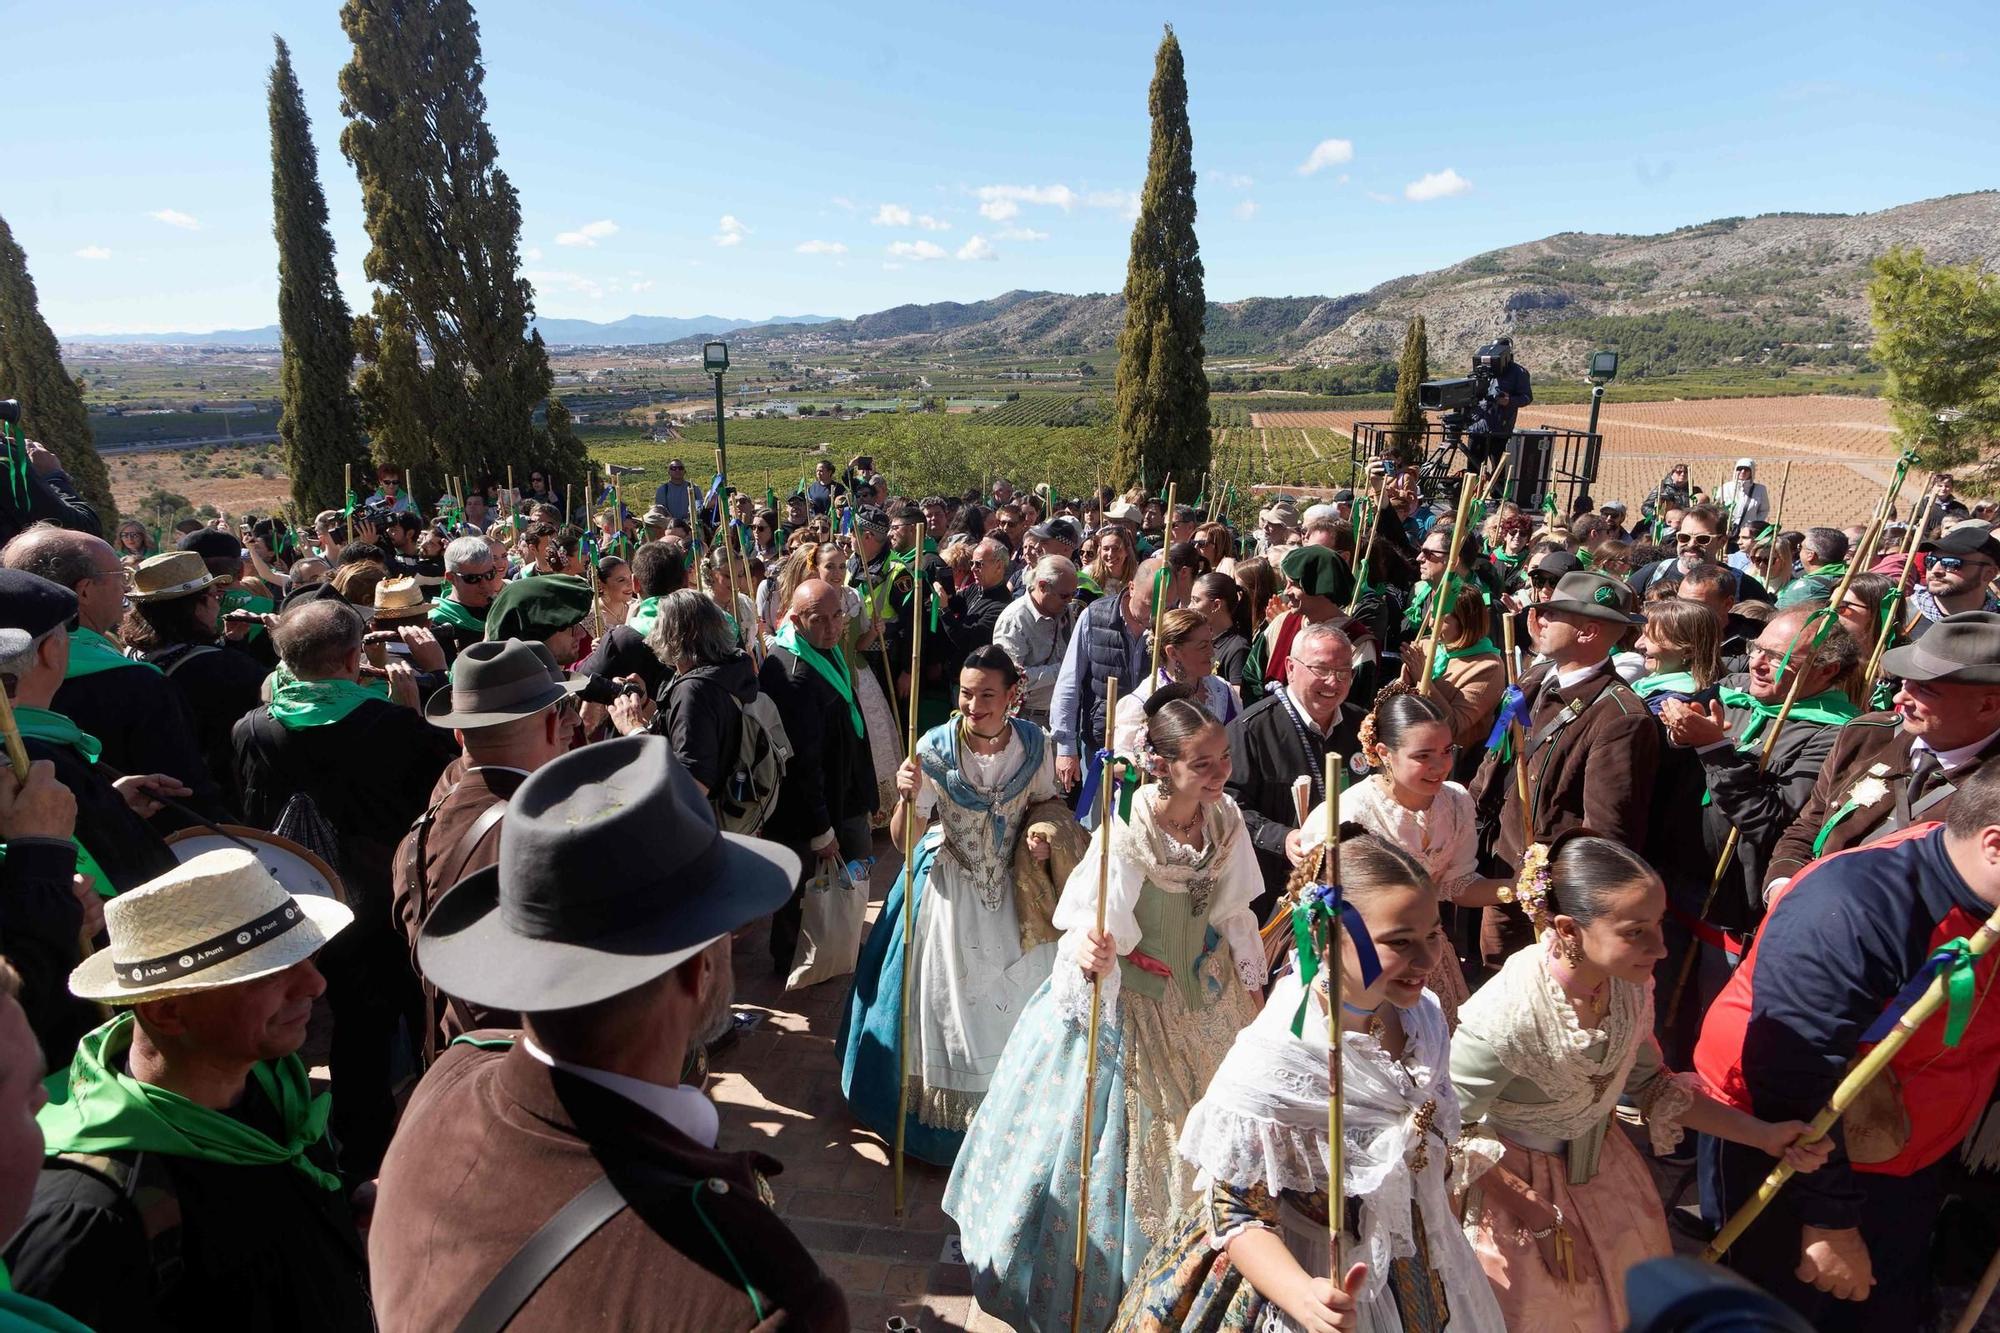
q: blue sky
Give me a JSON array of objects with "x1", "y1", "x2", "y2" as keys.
[{"x1": 7, "y1": 0, "x2": 1996, "y2": 335}]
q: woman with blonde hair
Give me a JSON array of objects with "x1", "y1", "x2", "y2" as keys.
[
  {"x1": 1083, "y1": 523, "x2": 1138, "y2": 600},
  {"x1": 1193, "y1": 521, "x2": 1237, "y2": 578},
  {"x1": 1231, "y1": 556, "x2": 1281, "y2": 637}
]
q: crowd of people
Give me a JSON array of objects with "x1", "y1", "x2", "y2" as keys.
[{"x1": 0, "y1": 433, "x2": 1993, "y2": 1332}]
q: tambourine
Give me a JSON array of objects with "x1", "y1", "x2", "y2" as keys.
[{"x1": 164, "y1": 825, "x2": 348, "y2": 905}]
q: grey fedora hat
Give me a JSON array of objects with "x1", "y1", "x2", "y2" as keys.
[
  {"x1": 418, "y1": 735, "x2": 799, "y2": 1012},
  {"x1": 1535, "y1": 570, "x2": 1644, "y2": 626},
  {"x1": 1880, "y1": 611, "x2": 2000, "y2": 685},
  {"x1": 422, "y1": 639, "x2": 586, "y2": 729}
]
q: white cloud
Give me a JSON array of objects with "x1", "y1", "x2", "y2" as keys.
[
  {"x1": 1084, "y1": 189, "x2": 1139, "y2": 217},
  {"x1": 975, "y1": 184, "x2": 1077, "y2": 220},
  {"x1": 524, "y1": 269, "x2": 607, "y2": 300},
  {"x1": 956, "y1": 235, "x2": 997, "y2": 261},
  {"x1": 978, "y1": 198, "x2": 1019, "y2": 222},
  {"x1": 555, "y1": 218, "x2": 619, "y2": 247},
  {"x1": 630, "y1": 279, "x2": 656, "y2": 293},
  {"x1": 872, "y1": 203, "x2": 913, "y2": 227},
  {"x1": 1296, "y1": 138, "x2": 1355, "y2": 176},
  {"x1": 831, "y1": 195, "x2": 858, "y2": 212},
  {"x1": 74, "y1": 245, "x2": 112, "y2": 260},
  {"x1": 887, "y1": 240, "x2": 947, "y2": 261},
  {"x1": 996, "y1": 226, "x2": 1049, "y2": 242},
  {"x1": 795, "y1": 239, "x2": 848, "y2": 255},
  {"x1": 1226, "y1": 173, "x2": 1255, "y2": 189},
  {"x1": 1233, "y1": 199, "x2": 1259, "y2": 222},
  {"x1": 915, "y1": 214, "x2": 951, "y2": 231},
  {"x1": 1404, "y1": 168, "x2": 1472, "y2": 201},
  {"x1": 523, "y1": 246, "x2": 543, "y2": 262},
  {"x1": 713, "y1": 215, "x2": 749, "y2": 247},
  {"x1": 147, "y1": 209, "x2": 200, "y2": 230}
]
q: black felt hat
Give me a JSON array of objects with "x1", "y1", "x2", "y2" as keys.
[
  {"x1": 0, "y1": 569, "x2": 77, "y2": 656},
  {"x1": 418, "y1": 736, "x2": 798, "y2": 1012}
]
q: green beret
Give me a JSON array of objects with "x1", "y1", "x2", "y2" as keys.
[
  {"x1": 485, "y1": 575, "x2": 593, "y2": 642},
  {"x1": 1279, "y1": 544, "x2": 1353, "y2": 602}
]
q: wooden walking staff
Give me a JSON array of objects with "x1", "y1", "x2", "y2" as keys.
[
  {"x1": 1344, "y1": 473, "x2": 1388, "y2": 617},
  {"x1": 1863, "y1": 484, "x2": 1939, "y2": 688},
  {"x1": 892, "y1": 574, "x2": 926, "y2": 1222},
  {"x1": 1416, "y1": 471, "x2": 1481, "y2": 697},
  {"x1": 1148, "y1": 482, "x2": 1177, "y2": 685},
  {"x1": 1761, "y1": 461, "x2": 1794, "y2": 591},
  {"x1": 1317, "y1": 751, "x2": 1347, "y2": 1270},
  {"x1": 1706, "y1": 897, "x2": 2000, "y2": 1262},
  {"x1": 1069, "y1": 676, "x2": 1120, "y2": 1332},
  {"x1": 1666, "y1": 452, "x2": 1920, "y2": 1022},
  {"x1": 1498, "y1": 612, "x2": 1535, "y2": 852}
]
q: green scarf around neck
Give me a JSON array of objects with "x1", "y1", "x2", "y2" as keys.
[
  {"x1": 65, "y1": 627, "x2": 159, "y2": 681},
  {"x1": 1720, "y1": 685, "x2": 1859, "y2": 749},
  {"x1": 268, "y1": 669, "x2": 390, "y2": 731},
  {"x1": 428, "y1": 591, "x2": 487, "y2": 633},
  {"x1": 1634, "y1": 670, "x2": 1701, "y2": 698},
  {"x1": 11, "y1": 707, "x2": 101, "y2": 764},
  {"x1": 39, "y1": 1012, "x2": 340, "y2": 1190},
  {"x1": 220, "y1": 588, "x2": 274, "y2": 643},
  {"x1": 775, "y1": 622, "x2": 863, "y2": 737},
  {"x1": 625, "y1": 596, "x2": 661, "y2": 642},
  {"x1": 1432, "y1": 636, "x2": 1499, "y2": 679}
]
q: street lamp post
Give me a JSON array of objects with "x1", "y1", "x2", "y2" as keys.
[{"x1": 705, "y1": 340, "x2": 730, "y2": 489}]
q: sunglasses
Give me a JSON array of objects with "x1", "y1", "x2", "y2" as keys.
[
  {"x1": 1676, "y1": 533, "x2": 1719, "y2": 546},
  {"x1": 457, "y1": 569, "x2": 501, "y2": 584},
  {"x1": 1933, "y1": 556, "x2": 1995, "y2": 574},
  {"x1": 1529, "y1": 573, "x2": 1560, "y2": 589},
  {"x1": 1418, "y1": 548, "x2": 1447, "y2": 561}
]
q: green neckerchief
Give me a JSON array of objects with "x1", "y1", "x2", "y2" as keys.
[
  {"x1": 39, "y1": 1012, "x2": 340, "y2": 1191},
  {"x1": 0, "y1": 1265, "x2": 91, "y2": 1333},
  {"x1": 774, "y1": 622, "x2": 863, "y2": 737},
  {"x1": 883, "y1": 540, "x2": 942, "y2": 630},
  {"x1": 1719, "y1": 685, "x2": 1859, "y2": 750},
  {"x1": 1491, "y1": 550, "x2": 1525, "y2": 576},
  {"x1": 626, "y1": 595, "x2": 661, "y2": 641},
  {"x1": 885, "y1": 536, "x2": 938, "y2": 573},
  {"x1": 428, "y1": 591, "x2": 487, "y2": 633},
  {"x1": 1634, "y1": 670, "x2": 1701, "y2": 698},
  {"x1": 220, "y1": 588, "x2": 274, "y2": 643},
  {"x1": 1403, "y1": 579, "x2": 1433, "y2": 630},
  {"x1": 12, "y1": 707, "x2": 101, "y2": 764},
  {"x1": 268, "y1": 669, "x2": 390, "y2": 731},
  {"x1": 64, "y1": 627, "x2": 159, "y2": 680},
  {"x1": 1433, "y1": 636, "x2": 1498, "y2": 679}
]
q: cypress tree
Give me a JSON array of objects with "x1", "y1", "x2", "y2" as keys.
[
  {"x1": 0, "y1": 216, "x2": 117, "y2": 524},
  {"x1": 269, "y1": 35, "x2": 361, "y2": 516},
  {"x1": 1113, "y1": 26, "x2": 1209, "y2": 490},
  {"x1": 338, "y1": 0, "x2": 588, "y2": 487},
  {"x1": 1389, "y1": 315, "x2": 1429, "y2": 462}
]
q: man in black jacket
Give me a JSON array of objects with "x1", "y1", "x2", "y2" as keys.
[
  {"x1": 938, "y1": 537, "x2": 1016, "y2": 669},
  {"x1": 233, "y1": 598, "x2": 457, "y2": 1178},
  {"x1": 8, "y1": 847, "x2": 372, "y2": 1331},
  {"x1": 577, "y1": 540, "x2": 687, "y2": 698},
  {"x1": 759, "y1": 579, "x2": 877, "y2": 974},
  {"x1": 0, "y1": 428, "x2": 99, "y2": 547}
]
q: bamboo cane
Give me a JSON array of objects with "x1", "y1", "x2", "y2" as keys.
[
  {"x1": 1761, "y1": 462, "x2": 1794, "y2": 591},
  {"x1": 714, "y1": 450, "x2": 744, "y2": 649},
  {"x1": 1706, "y1": 898, "x2": 2000, "y2": 1261},
  {"x1": 1953, "y1": 1243, "x2": 2000, "y2": 1333},
  {"x1": 508, "y1": 465, "x2": 515, "y2": 506},
  {"x1": 1070, "y1": 676, "x2": 1120, "y2": 1331},
  {"x1": 1863, "y1": 486, "x2": 1938, "y2": 688},
  {"x1": 1149, "y1": 483, "x2": 1177, "y2": 686},
  {"x1": 1320, "y1": 752, "x2": 1346, "y2": 1271},
  {"x1": 0, "y1": 685, "x2": 32, "y2": 784},
  {"x1": 1499, "y1": 612, "x2": 1534, "y2": 851},
  {"x1": 1416, "y1": 472, "x2": 1480, "y2": 697},
  {"x1": 1666, "y1": 458, "x2": 1917, "y2": 1021},
  {"x1": 892, "y1": 574, "x2": 926, "y2": 1222},
  {"x1": 1345, "y1": 474, "x2": 1388, "y2": 616}
]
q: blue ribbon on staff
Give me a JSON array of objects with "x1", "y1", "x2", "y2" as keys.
[
  {"x1": 1484, "y1": 683, "x2": 1531, "y2": 762},
  {"x1": 1861, "y1": 937, "x2": 1978, "y2": 1048},
  {"x1": 1075, "y1": 748, "x2": 1137, "y2": 826},
  {"x1": 1289, "y1": 882, "x2": 1382, "y2": 1037}
]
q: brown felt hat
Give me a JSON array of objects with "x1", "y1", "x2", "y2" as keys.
[
  {"x1": 1535, "y1": 571, "x2": 1643, "y2": 626},
  {"x1": 1880, "y1": 612, "x2": 2000, "y2": 685}
]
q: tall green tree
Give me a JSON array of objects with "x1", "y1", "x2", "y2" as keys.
[
  {"x1": 337, "y1": 0, "x2": 587, "y2": 491},
  {"x1": 0, "y1": 216, "x2": 116, "y2": 524},
  {"x1": 1868, "y1": 246, "x2": 2000, "y2": 470},
  {"x1": 1113, "y1": 26, "x2": 1209, "y2": 491},
  {"x1": 269, "y1": 35, "x2": 361, "y2": 516},
  {"x1": 1389, "y1": 315, "x2": 1429, "y2": 462}
]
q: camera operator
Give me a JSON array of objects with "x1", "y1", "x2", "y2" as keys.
[
  {"x1": 1465, "y1": 335, "x2": 1532, "y2": 473},
  {"x1": 0, "y1": 404, "x2": 102, "y2": 545},
  {"x1": 377, "y1": 510, "x2": 447, "y2": 590}
]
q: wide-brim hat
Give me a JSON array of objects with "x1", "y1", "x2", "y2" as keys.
[
  {"x1": 1880, "y1": 611, "x2": 2000, "y2": 684},
  {"x1": 424, "y1": 639, "x2": 587, "y2": 729},
  {"x1": 1536, "y1": 570, "x2": 1643, "y2": 625},
  {"x1": 1105, "y1": 501, "x2": 1143, "y2": 523},
  {"x1": 70, "y1": 847, "x2": 352, "y2": 1004},
  {"x1": 127, "y1": 551, "x2": 220, "y2": 603},
  {"x1": 419, "y1": 735, "x2": 799, "y2": 1012},
  {"x1": 371, "y1": 575, "x2": 433, "y2": 622},
  {"x1": 1259, "y1": 502, "x2": 1300, "y2": 527}
]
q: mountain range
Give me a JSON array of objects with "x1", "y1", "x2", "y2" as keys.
[{"x1": 58, "y1": 190, "x2": 2000, "y2": 372}]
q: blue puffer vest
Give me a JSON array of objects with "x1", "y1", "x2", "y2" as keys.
[{"x1": 1078, "y1": 593, "x2": 1140, "y2": 752}]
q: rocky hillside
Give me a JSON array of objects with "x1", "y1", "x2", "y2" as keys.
[{"x1": 727, "y1": 190, "x2": 2000, "y2": 373}]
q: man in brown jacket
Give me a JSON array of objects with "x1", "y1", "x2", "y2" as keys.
[
  {"x1": 1766, "y1": 611, "x2": 2000, "y2": 891},
  {"x1": 1471, "y1": 570, "x2": 1661, "y2": 966},
  {"x1": 370, "y1": 736, "x2": 846, "y2": 1331},
  {"x1": 391, "y1": 639, "x2": 584, "y2": 1057}
]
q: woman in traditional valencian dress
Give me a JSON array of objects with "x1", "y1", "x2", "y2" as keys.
[
  {"x1": 1451, "y1": 832, "x2": 1831, "y2": 1330},
  {"x1": 945, "y1": 685, "x2": 1266, "y2": 1332},
  {"x1": 838, "y1": 644, "x2": 1064, "y2": 1163},
  {"x1": 1114, "y1": 831, "x2": 1505, "y2": 1333},
  {"x1": 1298, "y1": 687, "x2": 1503, "y2": 1028}
]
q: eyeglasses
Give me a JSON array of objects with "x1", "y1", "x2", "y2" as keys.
[
  {"x1": 1746, "y1": 642, "x2": 1793, "y2": 663},
  {"x1": 1676, "y1": 532, "x2": 1719, "y2": 546},
  {"x1": 1291, "y1": 659, "x2": 1355, "y2": 684},
  {"x1": 457, "y1": 569, "x2": 501, "y2": 585}
]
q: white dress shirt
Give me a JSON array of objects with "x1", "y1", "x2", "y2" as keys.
[{"x1": 523, "y1": 1037, "x2": 720, "y2": 1147}]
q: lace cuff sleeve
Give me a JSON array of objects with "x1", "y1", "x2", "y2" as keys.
[
  {"x1": 1051, "y1": 929, "x2": 1120, "y2": 1029},
  {"x1": 1637, "y1": 1069, "x2": 1701, "y2": 1156},
  {"x1": 1454, "y1": 1125, "x2": 1508, "y2": 1189},
  {"x1": 1217, "y1": 910, "x2": 1267, "y2": 993}
]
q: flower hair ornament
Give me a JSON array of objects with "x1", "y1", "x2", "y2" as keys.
[{"x1": 1499, "y1": 842, "x2": 1554, "y2": 933}]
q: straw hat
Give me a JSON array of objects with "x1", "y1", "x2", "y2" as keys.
[
  {"x1": 371, "y1": 575, "x2": 433, "y2": 622},
  {"x1": 127, "y1": 551, "x2": 219, "y2": 603},
  {"x1": 70, "y1": 848, "x2": 353, "y2": 1004}
]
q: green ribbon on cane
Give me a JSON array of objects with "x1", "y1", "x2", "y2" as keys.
[
  {"x1": 1288, "y1": 883, "x2": 1380, "y2": 1038},
  {"x1": 1861, "y1": 937, "x2": 1979, "y2": 1048}
]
